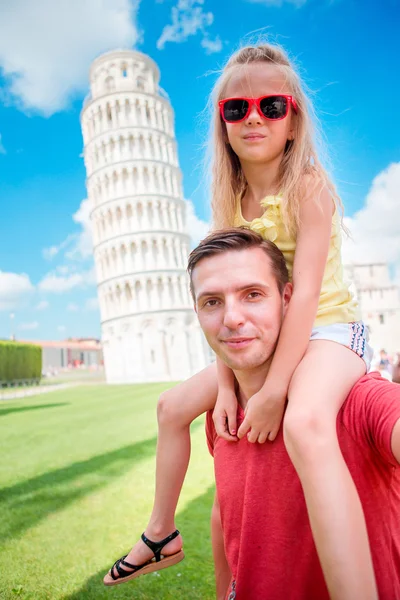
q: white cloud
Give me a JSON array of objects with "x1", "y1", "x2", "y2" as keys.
[
  {"x1": 43, "y1": 199, "x2": 93, "y2": 262},
  {"x1": 0, "y1": 134, "x2": 6, "y2": 154},
  {"x1": 38, "y1": 199, "x2": 96, "y2": 298},
  {"x1": 38, "y1": 263, "x2": 96, "y2": 293},
  {"x1": 56, "y1": 266, "x2": 71, "y2": 275},
  {"x1": 0, "y1": 271, "x2": 34, "y2": 311},
  {"x1": 35, "y1": 300, "x2": 49, "y2": 311},
  {"x1": 43, "y1": 247, "x2": 59, "y2": 260},
  {"x1": 43, "y1": 234, "x2": 77, "y2": 260},
  {"x1": 86, "y1": 267, "x2": 97, "y2": 285},
  {"x1": 185, "y1": 199, "x2": 210, "y2": 247},
  {"x1": 201, "y1": 35, "x2": 223, "y2": 54},
  {"x1": 157, "y1": 0, "x2": 221, "y2": 53},
  {"x1": 0, "y1": 0, "x2": 140, "y2": 115},
  {"x1": 246, "y1": 0, "x2": 307, "y2": 6},
  {"x1": 85, "y1": 297, "x2": 99, "y2": 311},
  {"x1": 57, "y1": 325, "x2": 66, "y2": 333},
  {"x1": 19, "y1": 321, "x2": 39, "y2": 331},
  {"x1": 67, "y1": 303, "x2": 80, "y2": 312},
  {"x1": 66, "y1": 199, "x2": 93, "y2": 260},
  {"x1": 40, "y1": 199, "x2": 95, "y2": 295},
  {"x1": 38, "y1": 272, "x2": 86, "y2": 294},
  {"x1": 342, "y1": 163, "x2": 400, "y2": 280}
]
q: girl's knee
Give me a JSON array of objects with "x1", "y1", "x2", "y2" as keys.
[
  {"x1": 283, "y1": 408, "x2": 337, "y2": 462},
  {"x1": 157, "y1": 387, "x2": 187, "y2": 427}
]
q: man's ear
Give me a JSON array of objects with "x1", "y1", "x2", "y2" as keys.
[
  {"x1": 193, "y1": 302, "x2": 198, "y2": 314},
  {"x1": 282, "y1": 282, "x2": 292, "y2": 313}
]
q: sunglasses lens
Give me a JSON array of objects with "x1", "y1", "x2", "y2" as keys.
[
  {"x1": 222, "y1": 99, "x2": 249, "y2": 122},
  {"x1": 260, "y1": 95, "x2": 288, "y2": 119}
]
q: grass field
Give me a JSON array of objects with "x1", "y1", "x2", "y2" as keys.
[{"x1": 0, "y1": 384, "x2": 216, "y2": 599}]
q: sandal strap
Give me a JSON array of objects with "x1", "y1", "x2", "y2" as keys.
[
  {"x1": 115, "y1": 561, "x2": 132, "y2": 579},
  {"x1": 120, "y1": 557, "x2": 138, "y2": 570},
  {"x1": 110, "y1": 555, "x2": 140, "y2": 581},
  {"x1": 109, "y1": 530, "x2": 181, "y2": 581},
  {"x1": 141, "y1": 529, "x2": 180, "y2": 562},
  {"x1": 111, "y1": 558, "x2": 128, "y2": 581}
]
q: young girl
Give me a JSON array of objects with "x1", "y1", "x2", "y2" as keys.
[{"x1": 104, "y1": 43, "x2": 377, "y2": 600}]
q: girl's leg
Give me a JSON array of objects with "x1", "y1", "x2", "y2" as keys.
[
  {"x1": 120, "y1": 362, "x2": 218, "y2": 567},
  {"x1": 283, "y1": 340, "x2": 377, "y2": 600}
]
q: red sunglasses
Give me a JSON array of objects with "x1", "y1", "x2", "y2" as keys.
[{"x1": 218, "y1": 94, "x2": 298, "y2": 123}]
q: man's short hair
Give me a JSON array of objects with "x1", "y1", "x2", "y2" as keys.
[{"x1": 187, "y1": 227, "x2": 289, "y2": 300}]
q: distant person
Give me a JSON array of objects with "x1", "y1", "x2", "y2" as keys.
[
  {"x1": 378, "y1": 363, "x2": 392, "y2": 381},
  {"x1": 371, "y1": 349, "x2": 392, "y2": 381},
  {"x1": 379, "y1": 349, "x2": 390, "y2": 370},
  {"x1": 393, "y1": 353, "x2": 400, "y2": 384},
  {"x1": 104, "y1": 42, "x2": 376, "y2": 599}
]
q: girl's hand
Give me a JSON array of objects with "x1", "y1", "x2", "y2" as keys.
[
  {"x1": 237, "y1": 388, "x2": 287, "y2": 443},
  {"x1": 213, "y1": 389, "x2": 239, "y2": 442}
]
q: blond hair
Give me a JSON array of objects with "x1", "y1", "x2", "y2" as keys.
[{"x1": 207, "y1": 43, "x2": 343, "y2": 235}]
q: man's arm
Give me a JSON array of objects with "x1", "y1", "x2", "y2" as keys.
[
  {"x1": 391, "y1": 418, "x2": 400, "y2": 464},
  {"x1": 353, "y1": 375, "x2": 400, "y2": 466},
  {"x1": 211, "y1": 493, "x2": 231, "y2": 600}
]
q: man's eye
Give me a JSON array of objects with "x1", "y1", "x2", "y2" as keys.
[
  {"x1": 204, "y1": 300, "x2": 216, "y2": 306},
  {"x1": 204, "y1": 299, "x2": 219, "y2": 307},
  {"x1": 247, "y1": 292, "x2": 261, "y2": 299}
]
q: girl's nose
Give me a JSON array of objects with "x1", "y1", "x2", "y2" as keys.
[{"x1": 245, "y1": 103, "x2": 262, "y2": 124}]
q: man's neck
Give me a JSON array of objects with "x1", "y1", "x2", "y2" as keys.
[{"x1": 233, "y1": 361, "x2": 271, "y2": 408}]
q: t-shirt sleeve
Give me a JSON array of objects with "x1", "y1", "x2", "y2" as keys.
[
  {"x1": 205, "y1": 410, "x2": 216, "y2": 457},
  {"x1": 347, "y1": 374, "x2": 400, "y2": 467}
]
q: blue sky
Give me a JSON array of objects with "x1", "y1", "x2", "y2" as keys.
[{"x1": 0, "y1": 0, "x2": 399, "y2": 341}]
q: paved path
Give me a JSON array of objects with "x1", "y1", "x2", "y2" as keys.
[{"x1": 0, "y1": 383, "x2": 79, "y2": 401}]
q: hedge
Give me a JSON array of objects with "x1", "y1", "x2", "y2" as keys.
[{"x1": 0, "y1": 341, "x2": 42, "y2": 384}]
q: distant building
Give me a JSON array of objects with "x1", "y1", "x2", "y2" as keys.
[
  {"x1": 21, "y1": 338, "x2": 103, "y2": 374},
  {"x1": 344, "y1": 263, "x2": 400, "y2": 354}
]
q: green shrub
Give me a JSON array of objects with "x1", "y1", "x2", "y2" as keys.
[{"x1": 0, "y1": 341, "x2": 42, "y2": 384}]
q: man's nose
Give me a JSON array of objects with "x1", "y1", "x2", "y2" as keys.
[{"x1": 223, "y1": 303, "x2": 244, "y2": 329}]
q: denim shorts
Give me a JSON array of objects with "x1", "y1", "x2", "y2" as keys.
[{"x1": 310, "y1": 321, "x2": 373, "y2": 371}]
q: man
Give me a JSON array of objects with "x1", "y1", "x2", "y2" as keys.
[{"x1": 188, "y1": 228, "x2": 400, "y2": 600}]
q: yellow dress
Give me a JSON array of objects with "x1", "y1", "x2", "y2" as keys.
[{"x1": 234, "y1": 195, "x2": 360, "y2": 328}]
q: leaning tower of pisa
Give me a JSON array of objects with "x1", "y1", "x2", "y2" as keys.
[{"x1": 80, "y1": 49, "x2": 211, "y2": 383}]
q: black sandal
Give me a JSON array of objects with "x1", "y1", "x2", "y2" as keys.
[{"x1": 103, "y1": 530, "x2": 184, "y2": 587}]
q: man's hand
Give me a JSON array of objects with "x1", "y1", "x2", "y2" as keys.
[
  {"x1": 237, "y1": 388, "x2": 286, "y2": 443},
  {"x1": 213, "y1": 389, "x2": 238, "y2": 442}
]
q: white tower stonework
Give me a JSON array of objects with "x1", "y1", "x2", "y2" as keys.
[{"x1": 81, "y1": 50, "x2": 210, "y2": 383}]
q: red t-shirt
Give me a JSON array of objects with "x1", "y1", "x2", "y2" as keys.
[{"x1": 206, "y1": 373, "x2": 400, "y2": 600}]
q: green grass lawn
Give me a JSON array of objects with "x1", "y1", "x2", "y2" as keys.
[{"x1": 0, "y1": 383, "x2": 216, "y2": 599}]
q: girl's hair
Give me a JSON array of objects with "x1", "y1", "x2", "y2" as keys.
[{"x1": 208, "y1": 42, "x2": 343, "y2": 234}]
